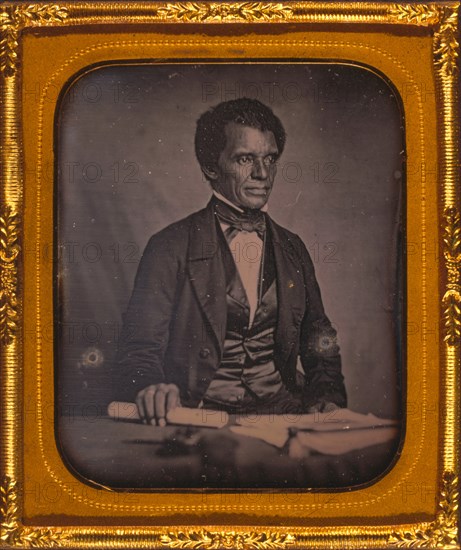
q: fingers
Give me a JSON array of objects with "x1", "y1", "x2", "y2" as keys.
[
  {"x1": 135, "y1": 384, "x2": 180, "y2": 426},
  {"x1": 165, "y1": 385, "x2": 181, "y2": 415},
  {"x1": 135, "y1": 391, "x2": 148, "y2": 424},
  {"x1": 154, "y1": 387, "x2": 167, "y2": 427},
  {"x1": 135, "y1": 385, "x2": 156, "y2": 424},
  {"x1": 143, "y1": 386, "x2": 157, "y2": 425},
  {"x1": 322, "y1": 401, "x2": 340, "y2": 413},
  {"x1": 307, "y1": 400, "x2": 340, "y2": 414}
]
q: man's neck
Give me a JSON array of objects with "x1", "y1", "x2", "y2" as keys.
[{"x1": 212, "y1": 190, "x2": 268, "y2": 213}]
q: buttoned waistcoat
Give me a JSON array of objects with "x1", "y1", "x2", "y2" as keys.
[{"x1": 115, "y1": 199, "x2": 347, "y2": 409}]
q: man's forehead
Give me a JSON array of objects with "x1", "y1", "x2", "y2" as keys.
[{"x1": 223, "y1": 122, "x2": 278, "y2": 150}]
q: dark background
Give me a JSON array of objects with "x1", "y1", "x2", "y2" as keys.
[{"x1": 56, "y1": 63, "x2": 404, "y2": 420}]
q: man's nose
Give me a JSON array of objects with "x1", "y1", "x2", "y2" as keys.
[{"x1": 251, "y1": 158, "x2": 268, "y2": 180}]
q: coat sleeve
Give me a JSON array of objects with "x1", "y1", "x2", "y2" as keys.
[
  {"x1": 295, "y1": 236, "x2": 347, "y2": 409},
  {"x1": 113, "y1": 231, "x2": 181, "y2": 401}
]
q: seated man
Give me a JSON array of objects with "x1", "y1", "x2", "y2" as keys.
[{"x1": 115, "y1": 97, "x2": 347, "y2": 425}]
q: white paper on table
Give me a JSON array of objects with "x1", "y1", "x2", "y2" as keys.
[
  {"x1": 236, "y1": 408, "x2": 398, "y2": 432},
  {"x1": 231, "y1": 409, "x2": 399, "y2": 449},
  {"x1": 291, "y1": 426, "x2": 399, "y2": 456}
]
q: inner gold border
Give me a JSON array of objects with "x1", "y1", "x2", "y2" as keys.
[
  {"x1": 25, "y1": 37, "x2": 435, "y2": 519},
  {"x1": 1, "y1": 2, "x2": 459, "y2": 549}
]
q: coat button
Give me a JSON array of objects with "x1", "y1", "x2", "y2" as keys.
[{"x1": 199, "y1": 347, "x2": 210, "y2": 359}]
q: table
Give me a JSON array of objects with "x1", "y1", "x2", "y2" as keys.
[{"x1": 57, "y1": 416, "x2": 400, "y2": 490}]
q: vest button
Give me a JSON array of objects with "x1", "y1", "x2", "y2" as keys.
[{"x1": 199, "y1": 347, "x2": 210, "y2": 359}]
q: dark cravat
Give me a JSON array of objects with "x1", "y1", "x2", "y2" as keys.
[{"x1": 212, "y1": 196, "x2": 266, "y2": 241}]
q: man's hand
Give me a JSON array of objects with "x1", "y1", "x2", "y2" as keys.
[
  {"x1": 135, "y1": 383, "x2": 181, "y2": 426},
  {"x1": 307, "y1": 401, "x2": 340, "y2": 414}
]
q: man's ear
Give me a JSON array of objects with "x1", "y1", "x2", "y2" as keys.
[{"x1": 202, "y1": 165, "x2": 218, "y2": 181}]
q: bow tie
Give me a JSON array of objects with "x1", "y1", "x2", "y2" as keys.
[{"x1": 213, "y1": 197, "x2": 266, "y2": 240}]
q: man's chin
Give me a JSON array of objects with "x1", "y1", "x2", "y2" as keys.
[{"x1": 240, "y1": 195, "x2": 269, "y2": 210}]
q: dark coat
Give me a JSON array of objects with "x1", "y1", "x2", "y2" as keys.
[{"x1": 116, "y1": 200, "x2": 347, "y2": 409}]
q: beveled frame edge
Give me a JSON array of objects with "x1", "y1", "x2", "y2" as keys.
[{"x1": 0, "y1": 2, "x2": 459, "y2": 549}]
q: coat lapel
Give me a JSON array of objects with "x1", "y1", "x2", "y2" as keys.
[
  {"x1": 269, "y1": 219, "x2": 306, "y2": 361},
  {"x1": 187, "y1": 200, "x2": 227, "y2": 351},
  {"x1": 187, "y1": 203, "x2": 306, "y2": 363}
]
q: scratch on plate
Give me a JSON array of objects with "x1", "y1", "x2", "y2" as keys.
[{"x1": 285, "y1": 191, "x2": 302, "y2": 207}]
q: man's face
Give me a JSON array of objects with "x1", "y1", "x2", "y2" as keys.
[{"x1": 210, "y1": 122, "x2": 279, "y2": 210}]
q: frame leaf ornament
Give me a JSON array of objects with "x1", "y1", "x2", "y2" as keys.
[
  {"x1": 388, "y1": 471, "x2": 459, "y2": 548},
  {"x1": 0, "y1": 476, "x2": 68, "y2": 547},
  {"x1": 0, "y1": 206, "x2": 19, "y2": 345},
  {"x1": 388, "y1": 3, "x2": 440, "y2": 25},
  {"x1": 388, "y1": 3, "x2": 459, "y2": 75},
  {"x1": 0, "y1": 4, "x2": 68, "y2": 76},
  {"x1": 433, "y1": 6, "x2": 459, "y2": 76},
  {"x1": 156, "y1": 2, "x2": 293, "y2": 22},
  {"x1": 443, "y1": 207, "x2": 461, "y2": 346},
  {"x1": 160, "y1": 530, "x2": 295, "y2": 549}
]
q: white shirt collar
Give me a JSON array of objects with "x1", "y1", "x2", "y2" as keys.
[{"x1": 212, "y1": 190, "x2": 268, "y2": 213}]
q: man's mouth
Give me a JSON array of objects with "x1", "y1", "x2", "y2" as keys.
[{"x1": 245, "y1": 187, "x2": 269, "y2": 196}]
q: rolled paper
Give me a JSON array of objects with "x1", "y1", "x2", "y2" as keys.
[
  {"x1": 107, "y1": 401, "x2": 139, "y2": 420},
  {"x1": 107, "y1": 401, "x2": 229, "y2": 428}
]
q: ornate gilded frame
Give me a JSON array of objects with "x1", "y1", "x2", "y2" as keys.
[{"x1": 0, "y1": 1, "x2": 459, "y2": 548}]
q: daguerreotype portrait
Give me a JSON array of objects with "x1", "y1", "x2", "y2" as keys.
[
  {"x1": 1, "y1": 2, "x2": 459, "y2": 549},
  {"x1": 56, "y1": 64, "x2": 403, "y2": 489}
]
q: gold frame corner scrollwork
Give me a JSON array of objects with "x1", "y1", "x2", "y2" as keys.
[
  {"x1": 387, "y1": 471, "x2": 459, "y2": 548},
  {"x1": 0, "y1": 2, "x2": 460, "y2": 549},
  {"x1": 0, "y1": 475, "x2": 69, "y2": 548}
]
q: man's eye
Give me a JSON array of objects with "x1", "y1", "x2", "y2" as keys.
[
  {"x1": 237, "y1": 156, "x2": 253, "y2": 165},
  {"x1": 264, "y1": 155, "x2": 277, "y2": 165}
]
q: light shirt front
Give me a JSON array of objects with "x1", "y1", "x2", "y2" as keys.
[{"x1": 212, "y1": 191, "x2": 266, "y2": 327}]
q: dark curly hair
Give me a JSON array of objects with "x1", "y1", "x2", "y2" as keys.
[{"x1": 195, "y1": 98, "x2": 286, "y2": 181}]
